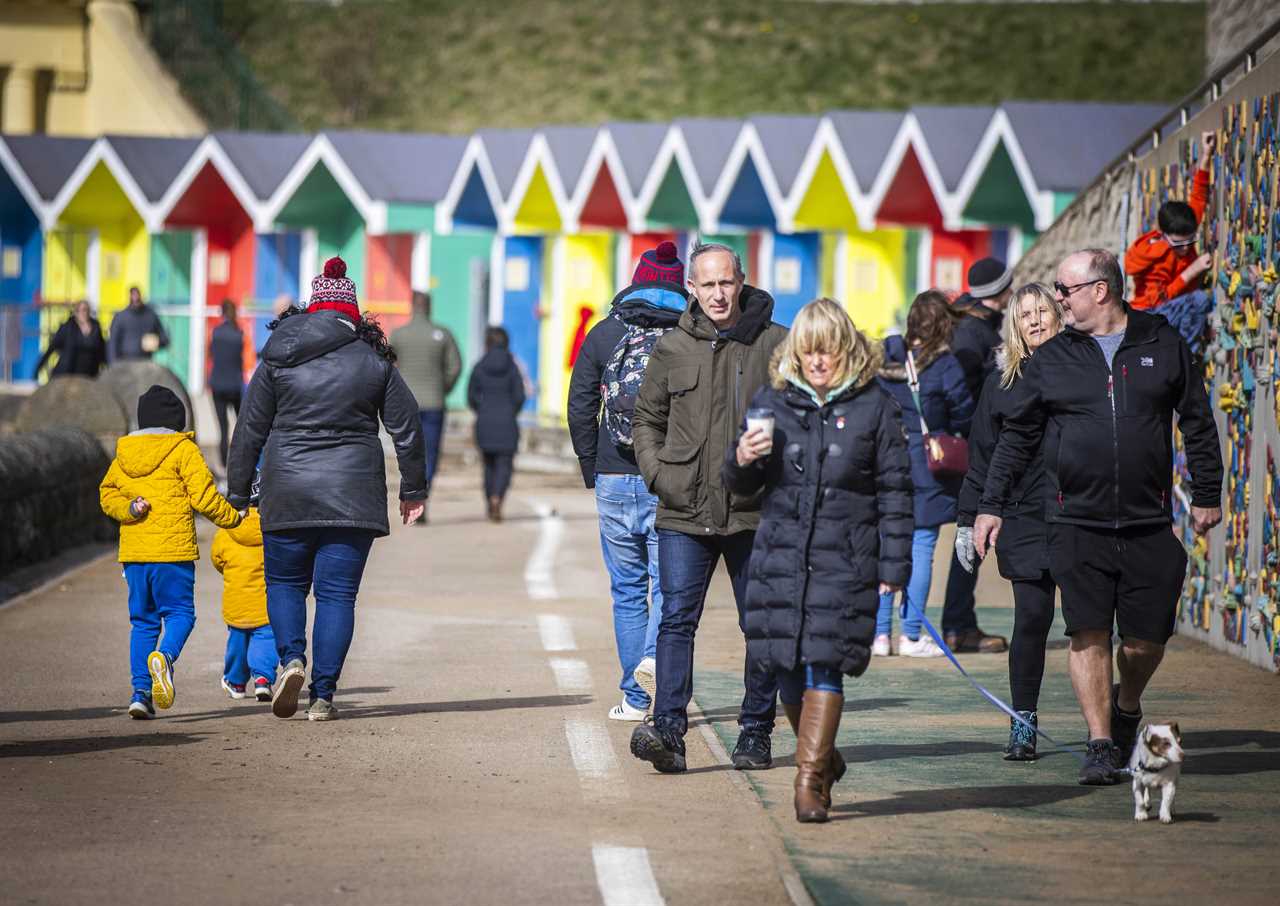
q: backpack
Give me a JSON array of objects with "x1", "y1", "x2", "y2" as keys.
[{"x1": 601, "y1": 317, "x2": 669, "y2": 447}]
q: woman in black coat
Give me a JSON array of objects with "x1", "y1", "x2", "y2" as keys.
[
  {"x1": 208, "y1": 299, "x2": 246, "y2": 470},
  {"x1": 467, "y1": 326, "x2": 526, "y2": 522},
  {"x1": 955, "y1": 283, "x2": 1064, "y2": 760},
  {"x1": 226, "y1": 257, "x2": 425, "y2": 721},
  {"x1": 724, "y1": 298, "x2": 913, "y2": 823},
  {"x1": 35, "y1": 300, "x2": 106, "y2": 378}
]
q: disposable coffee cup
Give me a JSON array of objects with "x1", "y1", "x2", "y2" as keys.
[{"x1": 746, "y1": 408, "x2": 775, "y2": 452}]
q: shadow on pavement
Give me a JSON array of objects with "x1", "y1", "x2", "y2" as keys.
[
  {"x1": 828, "y1": 782, "x2": 1094, "y2": 819},
  {"x1": 692, "y1": 697, "x2": 912, "y2": 726},
  {"x1": 0, "y1": 707, "x2": 123, "y2": 724},
  {"x1": 339, "y1": 694, "x2": 594, "y2": 720},
  {"x1": 765, "y1": 740, "x2": 1005, "y2": 770},
  {"x1": 1180, "y1": 729, "x2": 1280, "y2": 776},
  {"x1": 0, "y1": 732, "x2": 208, "y2": 758}
]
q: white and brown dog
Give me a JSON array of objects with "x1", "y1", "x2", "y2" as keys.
[{"x1": 1130, "y1": 722, "x2": 1184, "y2": 824}]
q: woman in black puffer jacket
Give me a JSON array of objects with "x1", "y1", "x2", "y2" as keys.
[
  {"x1": 467, "y1": 326, "x2": 526, "y2": 523},
  {"x1": 227, "y1": 257, "x2": 426, "y2": 722},
  {"x1": 723, "y1": 298, "x2": 913, "y2": 823}
]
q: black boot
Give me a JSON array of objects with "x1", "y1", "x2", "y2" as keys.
[
  {"x1": 1003, "y1": 710, "x2": 1038, "y2": 761},
  {"x1": 630, "y1": 717, "x2": 686, "y2": 773},
  {"x1": 731, "y1": 727, "x2": 772, "y2": 770}
]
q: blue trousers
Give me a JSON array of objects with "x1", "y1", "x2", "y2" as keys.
[
  {"x1": 263, "y1": 528, "x2": 376, "y2": 702},
  {"x1": 419, "y1": 409, "x2": 445, "y2": 492},
  {"x1": 124, "y1": 562, "x2": 196, "y2": 694},
  {"x1": 223, "y1": 624, "x2": 279, "y2": 685},
  {"x1": 595, "y1": 473, "x2": 663, "y2": 710},
  {"x1": 654, "y1": 529, "x2": 777, "y2": 736},
  {"x1": 876, "y1": 527, "x2": 940, "y2": 640},
  {"x1": 1152, "y1": 288, "x2": 1214, "y2": 354},
  {"x1": 776, "y1": 663, "x2": 845, "y2": 705}
]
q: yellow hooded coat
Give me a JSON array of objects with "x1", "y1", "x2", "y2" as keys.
[
  {"x1": 99, "y1": 430, "x2": 241, "y2": 562},
  {"x1": 210, "y1": 508, "x2": 267, "y2": 628}
]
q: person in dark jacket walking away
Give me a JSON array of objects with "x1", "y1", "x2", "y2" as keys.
[
  {"x1": 108, "y1": 287, "x2": 170, "y2": 364},
  {"x1": 875, "y1": 292, "x2": 974, "y2": 657},
  {"x1": 725, "y1": 299, "x2": 912, "y2": 822},
  {"x1": 567, "y1": 242, "x2": 687, "y2": 721},
  {"x1": 208, "y1": 299, "x2": 246, "y2": 471},
  {"x1": 468, "y1": 326, "x2": 525, "y2": 523},
  {"x1": 36, "y1": 300, "x2": 106, "y2": 379},
  {"x1": 628, "y1": 242, "x2": 789, "y2": 774},
  {"x1": 941, "y1": 257, "x2": 1014, "y2": 654},
  {"x1": 391, "y1": 291, "x2": 462, "y2": 524},
  {"x1": 974, "y1": 249, "x2": 1222, "y2": 785},
  {"x1": 955, "y1": 283, "x2": 1064, "y2": 761},
  {"x1": 226, "y1": 257, "x2": 426, "y2": 722}
]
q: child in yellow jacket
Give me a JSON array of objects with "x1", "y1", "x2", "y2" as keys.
[
  {"x1": 211, "y1": 489, "x2": 277, "y2": 702},
  {"x1": 99, "y1": 385, "x2": 242, "y2": 719}
]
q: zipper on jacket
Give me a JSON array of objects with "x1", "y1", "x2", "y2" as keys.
[
  {"x1": 797, "y1": 410, "x2": 825, "y2": 642},
  {"x1": 735, "y1": 353, "x2": 744, "y2": 417},
  {"x1": 1108, "y1": 373, "x2": 1120, "y2": 528}
]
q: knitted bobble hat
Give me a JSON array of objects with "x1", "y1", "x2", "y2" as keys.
[
  {"x1": 308, "y1": 257, "x2": 361, "y2": 321},
  {"x1": 632, "y1": 240, "x2": 685, "y2": 286}
]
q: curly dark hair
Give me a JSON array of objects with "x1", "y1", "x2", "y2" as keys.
[
  {"x1": 906, "y1": 290, "x2": 958, "y2": 361},
  {"x1": 269, "y1": 306, "x2": 396, "y2": 363}
]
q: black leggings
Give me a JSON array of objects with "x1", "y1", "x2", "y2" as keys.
[
  {"x1": 1009, "y1": 573, "x2": 1056, "y2": 712},
  {"x1": 482, "y1": 452, "x2": 513, "y2": 501},
  {"x1": 212, "y1": 391, "x2": 241, "y2": 470}
]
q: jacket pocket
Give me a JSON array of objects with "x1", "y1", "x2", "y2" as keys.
[
  {"x1": 655, "y1": 442, "x2": 701, "y2": 513},
  {"x1": 664, "y1": 365, "x2": 704, "y2": 450}
]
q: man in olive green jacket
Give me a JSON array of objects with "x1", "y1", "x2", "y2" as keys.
[
  {"x1": 629, "y1": 242, "x2": 788, "y2": 774},
  {"x1": 390, "y1": 291, "x2": 462, "y2": 522}
]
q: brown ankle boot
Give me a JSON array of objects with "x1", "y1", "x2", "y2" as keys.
[
  {"x1": 487, "y1": 496, "x2": 503, "y2": 523},
  {"x1": 794, "y1": 689, "x2": 843, "y2": 823},
  {"x1": 784, "y1": 700, "x2": 845, "y2": 809}
]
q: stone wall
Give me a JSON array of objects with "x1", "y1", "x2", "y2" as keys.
[{"x1": 1208, "y1": 0, "x2": 1280, "y2": 73}]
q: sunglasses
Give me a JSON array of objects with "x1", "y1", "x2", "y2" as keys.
[
  {"x1": 1163, "y1": 234, "x2": 1197, "y2": 249},
  {"x1": 1053, "y1": 279, "x2": 1104, "y2": 298}
]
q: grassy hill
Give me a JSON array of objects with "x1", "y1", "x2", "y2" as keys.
[{"x1": 197, "y1": 0, "x2": 1206, "y2": 132}]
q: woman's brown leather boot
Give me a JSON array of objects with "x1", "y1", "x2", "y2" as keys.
[
  {"x1": 784, "y1": 699, "x2": 846, "y2": 809},
  {"x1": 793, "y1": 689, "x2": 843, "y2": 823}
]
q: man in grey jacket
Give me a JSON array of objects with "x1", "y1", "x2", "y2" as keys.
[
  {"x1": 390, "y1": 291, "x2": 462, "y2": 523},
  {"x1": 108, "y1": 287, "x2": 170, "y2": 364}
]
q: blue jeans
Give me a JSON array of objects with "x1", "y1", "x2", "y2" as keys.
[
  {"x1": 124, "y1": 562, "x2": 196, "y2": 693},
  {"x1": 419, "y1": 409, "x2": 445, "y2": 492},
  {"x1": 654, "y1": 528, "x2": 777, "y2": 737},
  {"x1": 223, "y1": 624, "x2": 278, "y2": 685},
  {"x1": 876, "y1": 527, "x2": 940, "y2": 640},
  {"x1": 595, "y1": 473, "x2": 663, "y2": 710},
  {"x1": 263, "y1": 528, "x2": 376, "y2": 702},
  {"x1": 776, "y1": 663, "x2": 844, "y2": 705},
  {"x1": 1152, "y1": 288, "x2": 1214, "y2": 354}
]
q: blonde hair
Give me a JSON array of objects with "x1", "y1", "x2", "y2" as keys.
[
  {"x1": 1000, "y1": 282, "x2": 1064, "y2": 389},
  {"x1": 772, "y1": 298, "x2": 882, "y2": 393}
]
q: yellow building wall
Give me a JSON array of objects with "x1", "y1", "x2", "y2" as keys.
[
  {"x1": 843, "y1": 229, "x2": 907, "y2": 339},
  {"x1": 539, "y1": 233, "x2": 613, "y2": 419}
]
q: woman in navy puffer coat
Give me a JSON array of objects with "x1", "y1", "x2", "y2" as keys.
[{"x1": 874, "y1": 290, "x2": 974, "y2": 657}]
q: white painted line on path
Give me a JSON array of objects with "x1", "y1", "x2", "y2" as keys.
[
  {"x1": 524, "y1": 501, "x2": 564, "y2": 600},
  {"x1": 564, "y1": 716, "x2": 627, "y2": 803},
  {"x1": 592, "y1": 845, "x2": 665, "y2": 906},
  {"x1": 538, "y1": 613, "x2": 577, "y2": 651},
  {"x1": 548, "y1": 657, "x2": 593, "y2": 695}
]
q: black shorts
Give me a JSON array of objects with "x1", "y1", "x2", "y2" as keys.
[{"x1": 1047, "y1": 522, "x2": 1188, "y2": 644}]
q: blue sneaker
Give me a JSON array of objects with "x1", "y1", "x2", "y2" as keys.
[{"x1": 128, "y1": 691, "x2": 155, "y2": 720}]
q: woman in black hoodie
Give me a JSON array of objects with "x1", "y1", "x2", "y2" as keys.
[
  {"x1": 724, "y1": 298, "x2": 913, "y2": 823},
  {"x1": 468, "y1": 326, "x2": 526, "y2": 522}
]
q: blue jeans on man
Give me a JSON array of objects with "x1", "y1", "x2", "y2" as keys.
[
  {"x1": 595, "y1": 474, "x2": 663, "y2": 710},
  {"x1": 877, "y1": 527, "x2": 940, "y2": 639},
  {"x1": 419, "y1": 409, "x2": 446, "y2": 491},
  {"x1": 263, "y1": 527, "x2": 376, "y2": 702},
  {"x1": 223, "y1": 624, "x2": 278, "y2": 685},
  {"x1": 653, "y1": 528, "x2": 777, "y2": 737},
  {"x1": 124, "y1": 562, "x2": 196, "y2": 693}
]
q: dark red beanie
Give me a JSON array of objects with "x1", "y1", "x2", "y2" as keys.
[
  {"x1": 307, "y1": 256, "x2": 361, "y2": 321},
  {"x1": 632, "y1": 241, "x2": 684, "y2": 286}
]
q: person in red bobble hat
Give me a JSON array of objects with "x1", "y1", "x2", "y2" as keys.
[
  {"x1": 566, "y1": 241, "x2": 689, "y2": 721},
  {"x1": 225, "y1": 256, "x2": 427, "y2": 722}
]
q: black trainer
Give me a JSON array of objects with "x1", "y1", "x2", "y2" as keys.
[
  {"x1": 1110, "y1": 683, "x2": 1142, "y2": 765},
  {"x1": 1078, "y1": 738, "x2": 1123, "y2": 785},
  {"x1": 630, "y1": 718, "x2": 686, "y2": 773},
  {"x1": 1003, "y1": 710, "x2": 1038, "y2": 762},
  {"x1": 731, "y1": 727, "x2": 772, "y2": 770}
]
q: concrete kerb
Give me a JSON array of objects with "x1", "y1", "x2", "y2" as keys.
[{"x1": 0, "y1": 542, "x2": 116, "y2": 611}]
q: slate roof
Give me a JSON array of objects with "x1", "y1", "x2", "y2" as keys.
[
  {"x1": 104, "y1": 135, "x2": 201, "y2": 203},
  {"x1": 213, "y1": 131, "x2": 311, "y2": 201},
  {"x1": 911, "y1": 105, "x2": 996, "y2": 191},
  {"x1": 1, "y1": 135, "x2": 94, "y2": 202},
  {"x1": 672, "y1": 118, "x2": 743, "y2": 197},
  {"x1": 323, "y1": 131, "x2": 469, "y2": 205},
  {"x1": 825, "y1": 110, "x2": 906, "y2": 191},
  {"x1": 1001, "y1": 102, "x2": 1168, "y2": 192},
  {"x1": 605, "y1": 122, "x2": 669, "y2": 196},
  {"x1": 750, "y1": 115, "x2": 821, "y2": 197},
  {"x1": 476, "y1": 128, "x2": 536, "y2": 201}
]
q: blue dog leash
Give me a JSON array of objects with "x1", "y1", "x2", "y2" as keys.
[{"x1": 900, "y1": 597, "x2": 1089, "y2": 766}]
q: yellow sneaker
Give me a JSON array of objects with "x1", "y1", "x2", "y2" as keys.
[{"x1": 148, "y1": 651, "x2": 174, "y2": 709}]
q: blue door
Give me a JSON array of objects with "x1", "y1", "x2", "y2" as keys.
[
  {"x1": 502, "y1": 236, "x2": 542, "y2": 413},
  {"x1": 770, "y1": 232, "x2": 819, "y2": 326},
  {"x1": 0, "y1": 168, "x2": 43, "y2": 381},
  {"x1": 252, "y1": 233, "x2": 302, "y2": 356}
]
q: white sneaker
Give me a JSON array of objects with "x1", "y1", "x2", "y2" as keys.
[
  {"x1": 608, "y1": 700, "x2": 648, "y2": 721},
  {"x1": 871, "y1": 634, "x2": 892, "y2": 657},
  {"x1": 632, "y1": 656, "x2": 657, "y2": 706},
  {"x1": 898, "y1": 635, "x2": 945, "y2": 658}
]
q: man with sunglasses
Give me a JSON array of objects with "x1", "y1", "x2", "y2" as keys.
[
  {"x1": 973, "y1": 249, "x2": 1222, "y2": 787},
  {"x1": 1124, "y1": 131, "x2": 1216, "y2": 352}
]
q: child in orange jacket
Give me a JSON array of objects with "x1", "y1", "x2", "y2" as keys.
[
  {"x1": 211, "y1": 474, "x2": 277, "y2": 702},
  {"x1": 1124, "y1": 131, "x2": 1217, "y2": 351}
]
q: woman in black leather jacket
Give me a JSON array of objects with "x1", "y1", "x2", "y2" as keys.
[
  {"x1": 227, "y1": 257, "x2": 425, "y2": 722},
  {"x1": 955, "y1": 283, "x2": 1064, "y2": 760}
]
